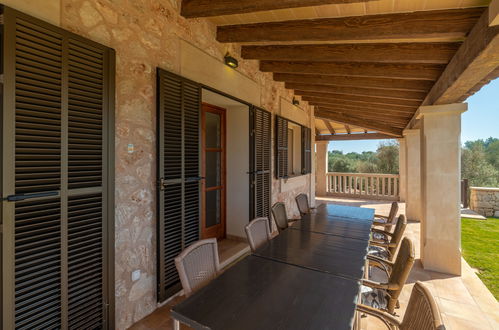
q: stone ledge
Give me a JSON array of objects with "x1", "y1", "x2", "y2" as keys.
[{"x1": 470, "y1": 187, "x2": 499, "y2": 192}]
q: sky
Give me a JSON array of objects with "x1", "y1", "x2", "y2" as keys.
[{"x1": 328, "y1": 78, "x2": 499, "y2": 153}]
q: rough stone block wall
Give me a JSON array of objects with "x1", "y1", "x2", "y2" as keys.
[{"x1": 470, "y1": 187, "x2": 499, "y2": 217}]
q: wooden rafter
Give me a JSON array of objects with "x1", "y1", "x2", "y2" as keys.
[
  {"x1": 273, "y1": 73, "x2": 434, "y2": 92},
  {"x1": 323, "y1": 120, "x2": 336, "y2": 135},
  {"x1": 307, "y1": 99, "x2": 416, "y2": 113},
  {"x1": 285, "y1": 83, "x2": 426, "y2": 101},
  {"x1": 314, "y1": 111, "x2": 403, "y2": 137},
  {"x1": 316, "y1": 105, "x2": 412, "y2": 120},
  {"x1": 242, "y1": 43, "x2": 460, "y2": 64},
  {"x1": 217, "y1": 8, "x2": 484, "y2": 42},
  {"x1": 315, "y1": 127, "x2": 321, "y2": 136},
  {"x1": 260, "y1": 61, "x2": 445, "y2": 80},
  {"x1": 423, "y1": 8, "x2": 499, "y2": 105},
  {"x1": 316, "y1": 133, "x2": 394, "y2": 141},
  {"x1": 181, "y1": 0, "x2": 376, "y2": 18},
  {"x1": 297, "y1": 91, "x2": 422, "y2": 107},
  {"x1": 345, "y1": 125, "x2": 351, "y2": 134}
]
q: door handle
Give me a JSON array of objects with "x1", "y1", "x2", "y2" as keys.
[{"x1": 5, "y1": 191, "x2": 59, "y2": 202}]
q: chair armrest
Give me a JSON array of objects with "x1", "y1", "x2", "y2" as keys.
[
  {"x1": 370, "y1": 240, "x2": 396, "y2": 248},
  {"x1": 367, "y1": 256, "x2": 393, "y2": 277},
  {"x1": 374, "y1": 214, "x2": 389, "y2": 219},
  {"x1": 363, "y1": 279, "x2": 400, "y2": 291},
  {"x1": 367, "y1": 255, "x2": 394, "y2": 268},
  {"x1": 373, "y1": 220, "x2": 395, "y2": 228},
  {"x1": 372, "y1": 228, "x2": 392, "y2": 237},
  {"x1": 356, "y1": 304, "x2": 401, "y2": 329}
]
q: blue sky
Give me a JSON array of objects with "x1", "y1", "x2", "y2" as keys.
[{"x1": 328, "y1": 78, "x2": 499, "y2": 153}]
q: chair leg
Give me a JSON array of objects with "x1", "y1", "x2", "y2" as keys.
[{"x1": 173, "y1": 319, "x2": 180, "y2": 330}]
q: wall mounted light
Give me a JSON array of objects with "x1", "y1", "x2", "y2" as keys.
[
  {"x1": 224, "y1": 53, "x2": 238, "y2": 69},
  {"x1": 292, "y1": 97, "x2": 300, "y2": 106}
]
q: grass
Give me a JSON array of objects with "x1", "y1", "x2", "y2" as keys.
[{"x1": 461, "y1": 217, "x2": 499, "y2": 300}]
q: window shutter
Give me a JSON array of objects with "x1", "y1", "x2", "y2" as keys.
[
  {"x1": 157, "y1": 69, "x2": 200, "y2": 302},
  {"x1": 250, "y1": 107, "x2": 271, "y2": 221},
  {"x1": 1, "y1": 6, "x2": 115, "y2": 329},
  {"x1": 275, "y1": 116, "x2": 288, "y2": 178},
  {"x1": 302, "y1": 127, "x2": 312, "y2": 174}
]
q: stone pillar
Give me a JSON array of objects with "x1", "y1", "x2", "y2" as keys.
[
  {"x1": 398, "y1": 138, "x2": 407, "y2": 202},
  {"x1": 404, "y1": 129, "x2": 421, "y2": 222},
  {"x1": 315, "y1": 141, "x2": 329, "y2": 197},
  {"x1": 419, "y1": 103, "x2": 467, "y2": 275}
]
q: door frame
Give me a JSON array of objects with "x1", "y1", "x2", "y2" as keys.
[{"x1": 201, "y1": 102, "x2": 227, "y2": 239}]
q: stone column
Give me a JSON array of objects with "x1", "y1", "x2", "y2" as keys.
[
  {"x1": 404, "y1": 129, "x2": 421, "y2": 222},
  {"x1": 398, "y1": 138, "x2": 407, "y2": 202},
  {"x1": 315, "y1": 141, "x2": 329, "y2": 197},
  {"x1": 419, "y1": 103, "x2": 467, "y2": 275}
]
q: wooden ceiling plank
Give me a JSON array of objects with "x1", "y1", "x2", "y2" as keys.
[
  {"x1": 298, "y1": 90, "x2": 422, "y2": 107},
  {"x1": 316, "y1": 133, "x2": 395, "y2": 141},
  {"x1": 323, "y1": 120, "x2": 336, "y2": 135},
  {"x1": 315, "y1": 105, "x2": 413, "y2": 120},
  {"x1": 306, "y1": 99, "x2": 417, "y2": 113},
  {"x1": 316, "y1": 109, "x2": 409, "y2": 126},
  {"x1": 181, "y1": 0, "x2": 376, "y2": 18},
  {"x1": 314, "y1": 111, "x2": 403, "y2": 136},
  {"x1": 286, "y1": 83, "x2": 426, "y2": 100},
  {"x1": 217, "y1": 8, "x2": 484, "y2": 43},
  {"x1": 273, "y1": 73, "x2": 434, "y2": 92},
  {"x1": 242, "y1": 43, "x2": 460, "y2": 64},
  {"x1": 261, "y1": 61, "x2": 445, "y2": 80},
  {"x1": 423, "y1": 8, "x2": 499, "y2": 105}
]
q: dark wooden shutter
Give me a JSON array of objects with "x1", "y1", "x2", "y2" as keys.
[
  {"x1": 1, "y1": 6, "x2": 115, "y2": 329},
  {"x1": 275, "y1": 116, "x2": 288, "y2": 178},
  {"x1": 249, "y1": 107, "x2": 271, "y2": 221},
  {"x1": 157, "y1": 68, "x2": 200, "y2": 302},
  {"x1": 302, "y1": 127, "x2": 312, "y2": 174}
]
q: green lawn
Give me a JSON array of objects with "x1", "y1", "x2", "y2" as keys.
[{"x1": 461, "y1": 217, "x2": 499, "y2": 300}]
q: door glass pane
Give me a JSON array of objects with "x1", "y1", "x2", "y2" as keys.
[
  {"x1": 205, "y1": 189, "x2": 220, "y2": 228},
  {"x1": 206, "y1": 151, "x2": 221, "y2": 187},
  {"x1": 205, "y1": 112, "x2": 221, "y2": 148}
]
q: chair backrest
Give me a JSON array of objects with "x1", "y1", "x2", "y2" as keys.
[
  {"x1": 385, "y1": 202, "x2": 399, "y2": 232},
  {"x1": 295, "y1": 193, "x2": 310, "y2": 216},
  {"x1": 271, "y1": 202, "x2": 288, "y2": 232},
  {"x1": 401, "y1": 281, "x2": 445, "y2": 330},
  {"x1": 388, "y1": 214, "x2": 407, "y2": 257},
  {"x1": 245, "y1": 217, "x2": 272, "y2": 252},
  {"x1": 387, "y1": 237, "x2": 415, "y2": 313},
  {"x1": 174, "y1": 238, "x2": 220, "y2": 297}
]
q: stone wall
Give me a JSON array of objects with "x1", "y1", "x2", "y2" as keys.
[
  {"x1": 55, "y1": 1, "x2": 314, "y2": 329},
  {"x1": 470, "y1": 187, "x2": 499, "y2": 217}
]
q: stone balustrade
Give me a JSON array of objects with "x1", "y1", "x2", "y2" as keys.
[
  {"x1": 470, "y1": 187, "x2": 499, "y2": 217},
  {"x1": 326, "y1": 172, "x2": 400, "y2": 201}
]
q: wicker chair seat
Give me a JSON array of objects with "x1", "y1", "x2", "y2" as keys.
[{"x1": 361, "y1": 285, "x2": 389, "y2": 310}]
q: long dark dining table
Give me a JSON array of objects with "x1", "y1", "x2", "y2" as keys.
[{"x1": 171, "y1": 203, "x2": 375, "y2": 330}]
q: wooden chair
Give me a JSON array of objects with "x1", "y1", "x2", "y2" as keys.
[
  {"x1": 295, "y1": 193, "x2": 315, "y2": 216},
  {"x1": 373, "y1": 201, "x2": 399, "y2": 232},
  {"x1": 174, "y1": 238, "x2": 220, "y2": 297},
  {"x1": 357, "y1": 281, "x2": 445, "y2": 330},
  {"x1": 271, "y1": 202, "x2": 294, "y2": 232},
  {"x1": 245, "y1": 217, "x2": 272, "y2": 252},
  {"x1": 361, "y1": 237, "x2": 415, "y2": 314},
  {"x1": 369, "y1": 214, "x2": 407, "y2": 261}
]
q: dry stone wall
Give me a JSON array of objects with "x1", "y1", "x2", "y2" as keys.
[{"x1": 470, "y1": 187, "x2": 499, "y2": 217}]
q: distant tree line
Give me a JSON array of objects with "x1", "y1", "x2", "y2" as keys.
[
  {"x1": 461, "y1": 137, "x2": 499, "y2": 188},
  {"x1": 328, "y1": 141, "x2": 399, "y2": 174},
  {"x1": 327, "y1": 137, "x2": 499, "y2": 188}
]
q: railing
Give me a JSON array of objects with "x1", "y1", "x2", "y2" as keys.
[{"x1": 326, "y1": 172, "x2": 400, "y2": 201}]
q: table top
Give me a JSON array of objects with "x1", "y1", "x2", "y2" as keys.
[
  {"x1": 171, "y1": 255, "x2": 360, "y2": 330},
  {"x1": 317, "y1": 203, "x2": 375, "y2": 221},
  {"x1": 254, "y1": 228, "x2": 369, "y2": 279}
]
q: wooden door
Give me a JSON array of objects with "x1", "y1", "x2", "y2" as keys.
[{"x1": 201, "y1": 103, "x2": 226, "y2": 239}]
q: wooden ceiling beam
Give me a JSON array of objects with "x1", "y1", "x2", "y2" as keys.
[
  {"x1": 306, "y1": 98, "x2": 417, "y2": 113},
  {"x1": 314, "y1": 111, "x2": 403, "y2": 137},
  {"x1": 181, "y1": 0, "x2": 376, "y2": 18},
  {"x1": 297, "y1": 90, "x2": 422, "y2": 107},
  {"x1": 242, "y1": 43, "x2": 460, "y2": 64},
  {"x1": 315, "y1": 105, "x2": 412, "y2": 120},
  {"x1": 286, "y1": 83, "x2": 426, "y2": 101},
  {"x1": 260, "y1": 61, "x2": 444, "y2": 80},
  {"x1": 316, "y1": 133, "x2": 395, "y2": 141},
  {"x1": 316, "y1": 108, "x2": 408, "y2": 126},
  {"x1": 423, "y1": 8, "x2": 499, "y2": 105},
  {"x1": 274, "y1": 73, "x2": 434, "y2": 92},
  {"x1": 345, "y1": 125, "x2": 351, "y2": 134},
  {"x1": 217, "y1": 8, "x2": 484, "y2": 43},
  {"x1": 323, "y1": 120, "x2": 336, "y2": 135}
]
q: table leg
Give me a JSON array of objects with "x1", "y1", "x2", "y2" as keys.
[{"x1": 173, "y1": 319, "x2": 180, "y2": 330}]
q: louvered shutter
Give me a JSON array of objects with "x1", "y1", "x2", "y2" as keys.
[
  {"x1": 302, "y1": 127, "x2": 312, "y2": 174},
  {"x1": 249, "y1": 107, "x2": 271, "y2": 221},
  {"x1": 1, "y1": 6, "x2": 115, "y2": 329},
  {"x1": 157, "y1": 68, "x2": 201, "y2": 302},
  {"x1": 275, "y1": 116, "x2": 288, "y2": 178}
]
